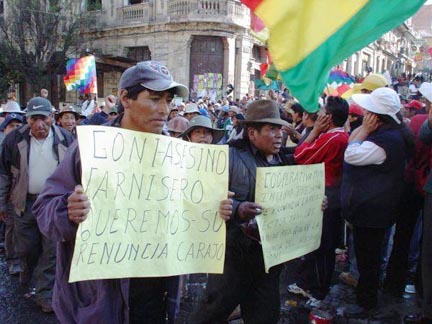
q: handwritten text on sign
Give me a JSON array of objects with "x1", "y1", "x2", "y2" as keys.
[
  {"x1": 69, "y1": 126, "x2": 229, "y2": 282},
  {"x1": 255, "y1": 163, "x2": 325, "y2": 272}
]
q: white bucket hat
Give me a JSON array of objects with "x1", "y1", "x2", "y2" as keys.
[
  {"x1": 184, "y1": 103, "x2": 200, "y2": 114},
  {"x1": 3, "y1": 101, "x2": 24, "y2": 114},
  {"x1": 352, "y1": 87, "x2": 401, "y2": 124},
  {"x1": 419, "y1": 82, "x2": 432, "y2": 103}
]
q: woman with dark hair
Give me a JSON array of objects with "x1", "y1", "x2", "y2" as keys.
[
  {"x1": 227, "y1": 113, "x2": 245, "y2": 143},
  {"x1": 285, "y1": 102, "x2": 305, "y2": 144},
  {"x1": 342, "y1": 87, "x2": 414, "y2": 317}
]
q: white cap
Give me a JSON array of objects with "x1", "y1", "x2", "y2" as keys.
[
  {"x1": 352, "y1": 87, "x2": 401, "y2": 124},
  {"x1": 419, "y1": 82, "x2": 432, "y2": 103}
]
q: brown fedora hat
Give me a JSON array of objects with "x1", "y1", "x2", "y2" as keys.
[{"x1": 241, "y1": 100, "x2": 289, "y2": 127}]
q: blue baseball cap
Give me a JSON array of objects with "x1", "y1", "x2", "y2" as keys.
[
  {"x1": 0, "y1": 113, "x2": 24, "y2": 131},
  {"x1": 119, "y1": 61, "x2": 189, "y2": 98},
  {"x1": 26, "y1": 97, "x2": 52, "y2": 117}
]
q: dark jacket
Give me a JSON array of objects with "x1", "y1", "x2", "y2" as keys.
[
  {"x1": 0, "y1": 124, "x2": 74, "y2": 213},
  {"x1": 228, "y1": 139, "x2": 291, "y2": 240},
  {"x1": 341, "y1": 128, "x2": 406, "y2": 228},
  {"x1": 81, "y1": 111, "x2": 109, "y2": 126}
]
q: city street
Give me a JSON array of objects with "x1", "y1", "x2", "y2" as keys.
[{"x1": 0, "y1": 250, "x2": 423, "y2": 323}]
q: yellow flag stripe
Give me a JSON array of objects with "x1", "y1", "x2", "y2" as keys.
[{"x1": 255, "y1": 0, "x2": 368, "y2": 71}]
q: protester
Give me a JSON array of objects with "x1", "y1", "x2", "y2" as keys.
[
  {"x1": 2, "y1": 100, "x2": 25, "y2": 116},
  {"x1": 191, "y1": 100, "x2": 290, "y2": 324},
  {"x1": 0, "y1": 97, "x2": 74, "y2": 313},
  {"x1": 342, "y1": 88, "x2": 411, "y2": 318},
  {"x1": 227, "y1": 113, "x2": 245, "y2": 143},
  {"x1": 405, "y1": 81, "x2": 432, "y2": 324},
  {"x1": 0, "y1": 113, "x2": 23, "y2": 144},
  {"x1": 404, "y1": 99, "x2": 426, "y2": 119},
  {"x1": 168, "y1": 106, "x2": 178, "y2": 121},
  {"x1": 290, "y1": 96, "x2": 349, "y2": 304},
  {"x1": 180, "y1": 115, "x2": 224, "y2": 144},
  {"x1": 285, "y1": 102, "x2": 305, "y2": 144},
  {"x1": 40, "y1": 88, "x2": 49, "y2": 99},
  {"x1": 82, "y1": 95, "x2": 117, "y2": 125},
  {"x1": 360, "y1": 74, "x2": 388, "y2": 93},
  {"x1": 384, "y1": 91, "x2": 429, "y2": 298},
  {"x1": 348, "y1": 103, "x2": 364, "y2": 133},
  {"x1": 32, "y1": 61, "x2": 232, "y2": 324},
  {"x1": 57, "y1": 106, "x2": 80, "y2": 136},
  {"x1": 167, "y1": 116, "x2": 188, "y2": 138},
  {"x1": 0, "y1": 112, "x2": 23, "y2": 276},
  {"x1": 183, "y1": 103, "x2": 200, "y2": 121},
  {"x1": 81, "y1": 93, "x2": 97, "y2": 117}
]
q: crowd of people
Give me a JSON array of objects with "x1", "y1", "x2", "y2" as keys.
[{"x1": 0, "y1": 61, "x2": 431, "y2": 324}]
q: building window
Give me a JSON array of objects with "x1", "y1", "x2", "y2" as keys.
[
  {"x1": 127, "y1": 46, "x2": 151, "y2": 62},
  {"x1": 87, "y1": 0, "x2": 101, "y2": 11},
  {"x1": 130, "y1": 0, "x2": 142, "y2": 4},
  {"x1": 252, "y1": 45, "x2": 262, "y2": 62}
]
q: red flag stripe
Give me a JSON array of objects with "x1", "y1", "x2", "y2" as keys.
[{"x1": 241, "y1": 0, "x2": 263, "y2": 11}]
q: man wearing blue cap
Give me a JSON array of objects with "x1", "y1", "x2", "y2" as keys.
[
  {"x1": 32, "y1": 61, "x2": 231, "y2": 323},
  {"x1": 0, "y1": 97, "x2": 74, "y2": 313},
  {"x1": 0, "y1": 113, "x2": 23, "y2": 145}
]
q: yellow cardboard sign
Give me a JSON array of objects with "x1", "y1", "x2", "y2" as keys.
[
  {"x1": 255, "y1": 163, "x2": 325, "y2": 272},
  {"x1": 69, "y1": 126, "x2": 228, "y2": 282}
]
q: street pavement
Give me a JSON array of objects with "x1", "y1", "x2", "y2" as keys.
[
  {"x1": 0, "y1": 254, "x2": 57, "y2": 324},
  {"x1": 0, "y1": 250, "x2": 421, "y2": 323},
  {"x1": 178, "y1": 259, "x2": 421, "y2": 324}
]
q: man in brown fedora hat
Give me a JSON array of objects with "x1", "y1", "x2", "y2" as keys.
[{"x1": 191, "y1": 99, "x2": 291, "y2": 324}]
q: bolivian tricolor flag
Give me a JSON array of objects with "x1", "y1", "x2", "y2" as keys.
[{"x1": 241, "y1": 0, "x2": 426, "y2": 112}]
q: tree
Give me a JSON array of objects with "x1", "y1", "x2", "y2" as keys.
[{"x1": 0, "y1": 0, "x2": 84, "y2": 105}]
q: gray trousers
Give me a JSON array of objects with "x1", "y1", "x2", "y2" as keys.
[
  {"x1": 423, "y1": 193, "x2": 432, "y2": 318},
  {"x1": 14, "y1": 195, "x2": 56, "y2": 300}
]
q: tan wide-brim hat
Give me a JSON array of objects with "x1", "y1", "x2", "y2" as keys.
[
  {"x1": 57, "y1": 106, "x2": 80, "y2": 119},
  {"x1": 180, "y1": 115, "x2": 224, "y2": 144},
  {"x1": 241, "y1": 99, "x2": 289, "y2": 127}
]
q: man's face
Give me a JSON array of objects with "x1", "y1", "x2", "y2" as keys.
[
  {"x1": 184, "y1": 112, "x2": 199, "y2": 121},
  {"x1": 4, "y1": 121, "x2": 22, "y2": 135},
  {"x1": 59, "y1": 112, "x2": 76, "y2": 132},
  {"x1": 27, "y1": 115, "x2": 52, "y2": 139},
  {"x1": 189, "y1": 127, "x2": 213, "y2": 144},
  {"x1": 348, "y1": 114, "x2": 359, "y2": 123},
  {"x1": 169, "y1": 110, "x2": 178, "y2": 119},
  {"x1": 249, "y1": 123, "x2": 283, "y2": 156},
  {"x1": 121, "y1": 89, "x2": 172, "y2": 134}
]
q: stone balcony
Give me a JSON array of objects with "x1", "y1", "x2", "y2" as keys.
[
  {"x1": 116, "y1": 1, "x2": 152, "y2": 25},
  {"x1": 113, "y1": 0, "x2": 249, "y2": 28}
]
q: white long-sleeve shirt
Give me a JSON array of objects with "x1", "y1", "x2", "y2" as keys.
[{"x1": 344, "y1": 140, "x2": 386, "y2": 166}]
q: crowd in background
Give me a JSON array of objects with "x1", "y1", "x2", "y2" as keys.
[{"x1": 0, "y1": 62, "x2": 431, "y2": 324}]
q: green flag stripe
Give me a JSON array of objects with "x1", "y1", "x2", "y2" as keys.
[{"x1": 280, "y1": 0, "x2": 425, "y2": 112}]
